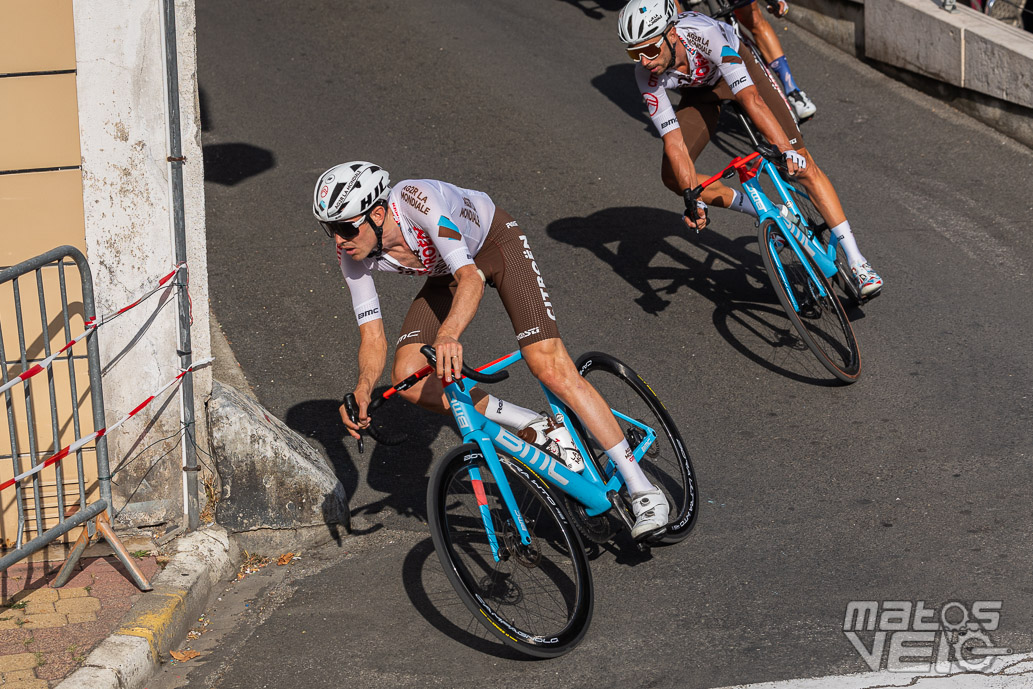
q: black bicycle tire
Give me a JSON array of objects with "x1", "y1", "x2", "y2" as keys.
[
  {"x1": 757, "y1": 219, "x2": 861, "y2": 383},
  {"x1": 572, "y1": 352, "x2": 699, "y2": 544},
  {"x1": 427, "y1": 443, "x2": 593, "y2": 658}
]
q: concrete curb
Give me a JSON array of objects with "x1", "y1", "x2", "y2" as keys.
[
  {"x1": 783, "y1": 0, "x2": 1033, "y2": 149},
  {"x1": 55, "y1": 526, "x2": 235, "y2": 689}
]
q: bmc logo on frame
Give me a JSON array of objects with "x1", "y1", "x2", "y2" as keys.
[{"x1": 843, "y1": 600, "x2": 1010, "y2": 673}]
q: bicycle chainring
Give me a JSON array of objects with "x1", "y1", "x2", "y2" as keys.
[{"x1": 564, "y1": 497, "x2": 618, "y2": 545}]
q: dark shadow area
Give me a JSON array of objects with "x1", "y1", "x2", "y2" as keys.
[
  {"x1": 202, "y1": 143, "x2": 275, "y2": 186},
  {"x1": 591, "y1": 63, "x2": 659, "y2": 137},
  {"x1": 284, "y1": 399, "x2": 361, "y2": 510},
  {"x1": 578, "y1": 529, "x2": 657, "y2": 566},
  {"x1": 401, "y1": 537, "x2": 535, "y2": 659},
  {"x1": 547, "y1": 205, "x2": 843, "y2": 385},
  {"x1": 590, "y1": 70, "x2": 774, "y2": 146},
  {"x1": 708, "y1": 104, "x2": 765, "y2": 159},
  {"x1": 284, "y1": 387, "x2": 454, "y2": 535},
  {"x1": 556, "y1": 0, "x2": 628, "y2": 20},
  {"x1": 198, "y1": 85, "x2": 212, "y2": 132}
]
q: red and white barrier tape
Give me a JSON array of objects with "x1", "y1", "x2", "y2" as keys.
[
  {"x1": 0, "y1": 356, "x2": 213, "y2": 492},
  {"x1": 0, "y1": 263, "x2": 185, "y2": 398}
]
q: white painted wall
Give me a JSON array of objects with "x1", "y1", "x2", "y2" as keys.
[{"x1": 72, "y1": 0, "x2": 210, "y2": 525}]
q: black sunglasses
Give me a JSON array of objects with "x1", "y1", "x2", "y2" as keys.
[{"x1": 320, "y1": 217, "x2": 364, "y2": 240}]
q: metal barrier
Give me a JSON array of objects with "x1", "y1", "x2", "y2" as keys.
[{"x1": 0, "y1": 246, "x2": 149, "y2": 590}]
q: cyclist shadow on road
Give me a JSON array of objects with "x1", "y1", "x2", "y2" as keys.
[
  {"x1": 285, "y1": 390, "x2": 456, "y2": 538},
  {"x1": 547, "y1": 205, "x2": 844, "y2": 385},
  {"x1": 591, "y1": 64, "x2": 661, "y2": 139},
  {"x1": 556, "y1": 0, "x2": 628, "y2": 20}
]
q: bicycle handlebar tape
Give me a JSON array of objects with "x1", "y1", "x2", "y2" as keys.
[
  {"x1": 344, "y1": 393, "x2": 364, "y2": 454},
  {"x1": 418, "y1": 345, "x2": 509, "y2": 384}
]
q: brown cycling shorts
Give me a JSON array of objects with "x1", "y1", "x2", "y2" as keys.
[
  {"x1": 673, "y1": 44, "x2": 804, "y2": 161},
  {"x1": 396, "y1": 209, "x2": 561, "y2": 349}
]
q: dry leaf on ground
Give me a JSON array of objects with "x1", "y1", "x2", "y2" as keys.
[
  {"x1": 277, "y1": 552, "x2": 295, "y2": 566},
  {"x1": 170, "y1": 649, "x2": 200, "y2": 661}
]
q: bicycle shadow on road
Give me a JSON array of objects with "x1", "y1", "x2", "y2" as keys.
[
  {"x1": 547, "y1": 205, "x2": 846, "y2": 385},
  {"x1": 401, "y1": 537, "x2": 536, "y2": 660},
  {"x1": 285, "y1": 389, "x2": 456, "y2": 537}
]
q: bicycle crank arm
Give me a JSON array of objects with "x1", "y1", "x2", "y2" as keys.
[
  {"x1": 607, "y1": 491, "x2": 667, "y2": 551},
  {"x1": 606, "y1": 491, "x2": 648, "y2": 551}
]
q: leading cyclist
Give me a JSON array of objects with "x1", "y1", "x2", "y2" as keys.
[
  {"x1": 316, "y1": 161, "x2": 670, "y2": 539},
  {"x1": 619, "y1": 0, "x2": 883, "y2": 297}
]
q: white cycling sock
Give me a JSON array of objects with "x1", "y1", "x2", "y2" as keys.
[
  {"x1": 484, "y1": 394, "x2": 540, "y2": 430},
  {"x1": 605, "y1": 439, "x2": 653, "y2": 495},
  {"x1": 728, "y1": 190, "x2": 759, "y2": 218},
  {"x1": 831, "y1": 220, "x2": 866, "y2": 268}
]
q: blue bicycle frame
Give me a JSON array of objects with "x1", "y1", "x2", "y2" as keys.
[
  {"x1": 443, "y1": 350, "x2": 658, "y2": 561},
  {"x1": 729, "y1": 154, "x2": 840, "y2": 313}
]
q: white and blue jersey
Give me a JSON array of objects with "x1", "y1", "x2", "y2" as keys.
[
  {"x1": 635, "y1": 12, "x2": 754, "y2": 137},
  {"x1": 338, "y1": 179, "x2": 496, "y2": 325}
]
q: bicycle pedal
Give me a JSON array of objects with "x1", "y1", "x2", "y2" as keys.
[
  {"x1": 862, "y1": 288, "x2": 883, "y2": 303},
  {"x1": 634, "y1": 526, "x2": 668, "y2": 545}
]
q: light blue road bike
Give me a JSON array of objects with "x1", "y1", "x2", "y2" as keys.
[
  {"x1": 347, "y1": 345, "x2": 698, "y2": 657},
  {"x1": 689, "y1": 116, "x2": 863, "y2": 383}
]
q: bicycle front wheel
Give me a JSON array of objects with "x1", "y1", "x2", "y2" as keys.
[
  {"x1": 758, "y1": 219, "x2": 861, "y2": 383},
  {"x1": 427, "y1": 444, "x2": 593, "y2": 658},
  {"x1": 573, "y1": 353, "x2": 699, "y2": 544},
  {"x1": 783, "y1": 182, "x2": 861, "y2": 307}
]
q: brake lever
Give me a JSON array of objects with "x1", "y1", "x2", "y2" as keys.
[
  {"x1": 345, "y1": 396, "x2": 365, "y2": 454},
  {"x1": 682, "y1": 185, "x2": 709, "y2": 232}
]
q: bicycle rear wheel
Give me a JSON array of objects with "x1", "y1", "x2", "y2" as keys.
[
  {"x1": 427, "y1": 444, "x2": 593, "y2": 658},
  {"x1": 758, "y1": 219, "x2": 861, "y2": 383},
  {"x1": 573, "y1": 352, "x2": 699, "y2": 544}
]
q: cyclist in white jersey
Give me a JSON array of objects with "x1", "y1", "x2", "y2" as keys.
[
  {"x1": 315, "y1": 161, "x2": 671, "y2": 539},
  {"x1": 726, "y1": 0, "x2": 818, "y2": 120},
  {"x1": 619, "y1": 0, "x2": 883, "y2": 297}
]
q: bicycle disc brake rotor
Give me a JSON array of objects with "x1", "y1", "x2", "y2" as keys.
[
  {"x1": 502, "y1": 521, "x2": 542, "y2": 568},
  {"x1": 629, "y1": 424, "x2": 660, "y2": 459}
]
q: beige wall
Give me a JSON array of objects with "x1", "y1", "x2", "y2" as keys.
[{"x1": 1, "y1": 0, "x2": 96, "y2": 546}]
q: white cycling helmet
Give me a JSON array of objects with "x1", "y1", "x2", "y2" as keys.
[
  {"x1": 617, "y1": 0, "x2": 677, "y2": 45},
  {"x1": 313, "y1": 161, "x2": 390, "y2": 229}
]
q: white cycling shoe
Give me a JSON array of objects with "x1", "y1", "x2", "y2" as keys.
[
  {"x1": 787, "y1": 90, "x2": 817, "y2": 120},
  {"x1": 630, "y1": 486, "x2": 670, "y2": 540},
  {"x1": 852, "y1": 262, "x2": 884, "y2": 298}
]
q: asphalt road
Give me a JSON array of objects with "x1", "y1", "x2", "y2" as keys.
[{"x1": 175, "y1": 0, "x2": 1033, "y2": 686}]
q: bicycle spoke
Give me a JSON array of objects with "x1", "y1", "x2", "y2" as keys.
[
  {"x1": 759, "y1": 220, "x2": 861, "y2": 382},
  {"x1": 429, "y1": 449, "x2": 592, "y2": 656}
]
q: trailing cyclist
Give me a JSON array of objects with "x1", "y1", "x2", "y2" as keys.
[
  {"x1": 733, "y1": 0, "x2": 817, "y2": 120},
  {"x1": 678, "y1": 0, "x2": 817, "y2": 119},
  {"x1": 617, "y1": 0, "x2": 883, "y2": 297},
  {"x1": 315, "y1": 161, "x2": 670, "y2": 538}
]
